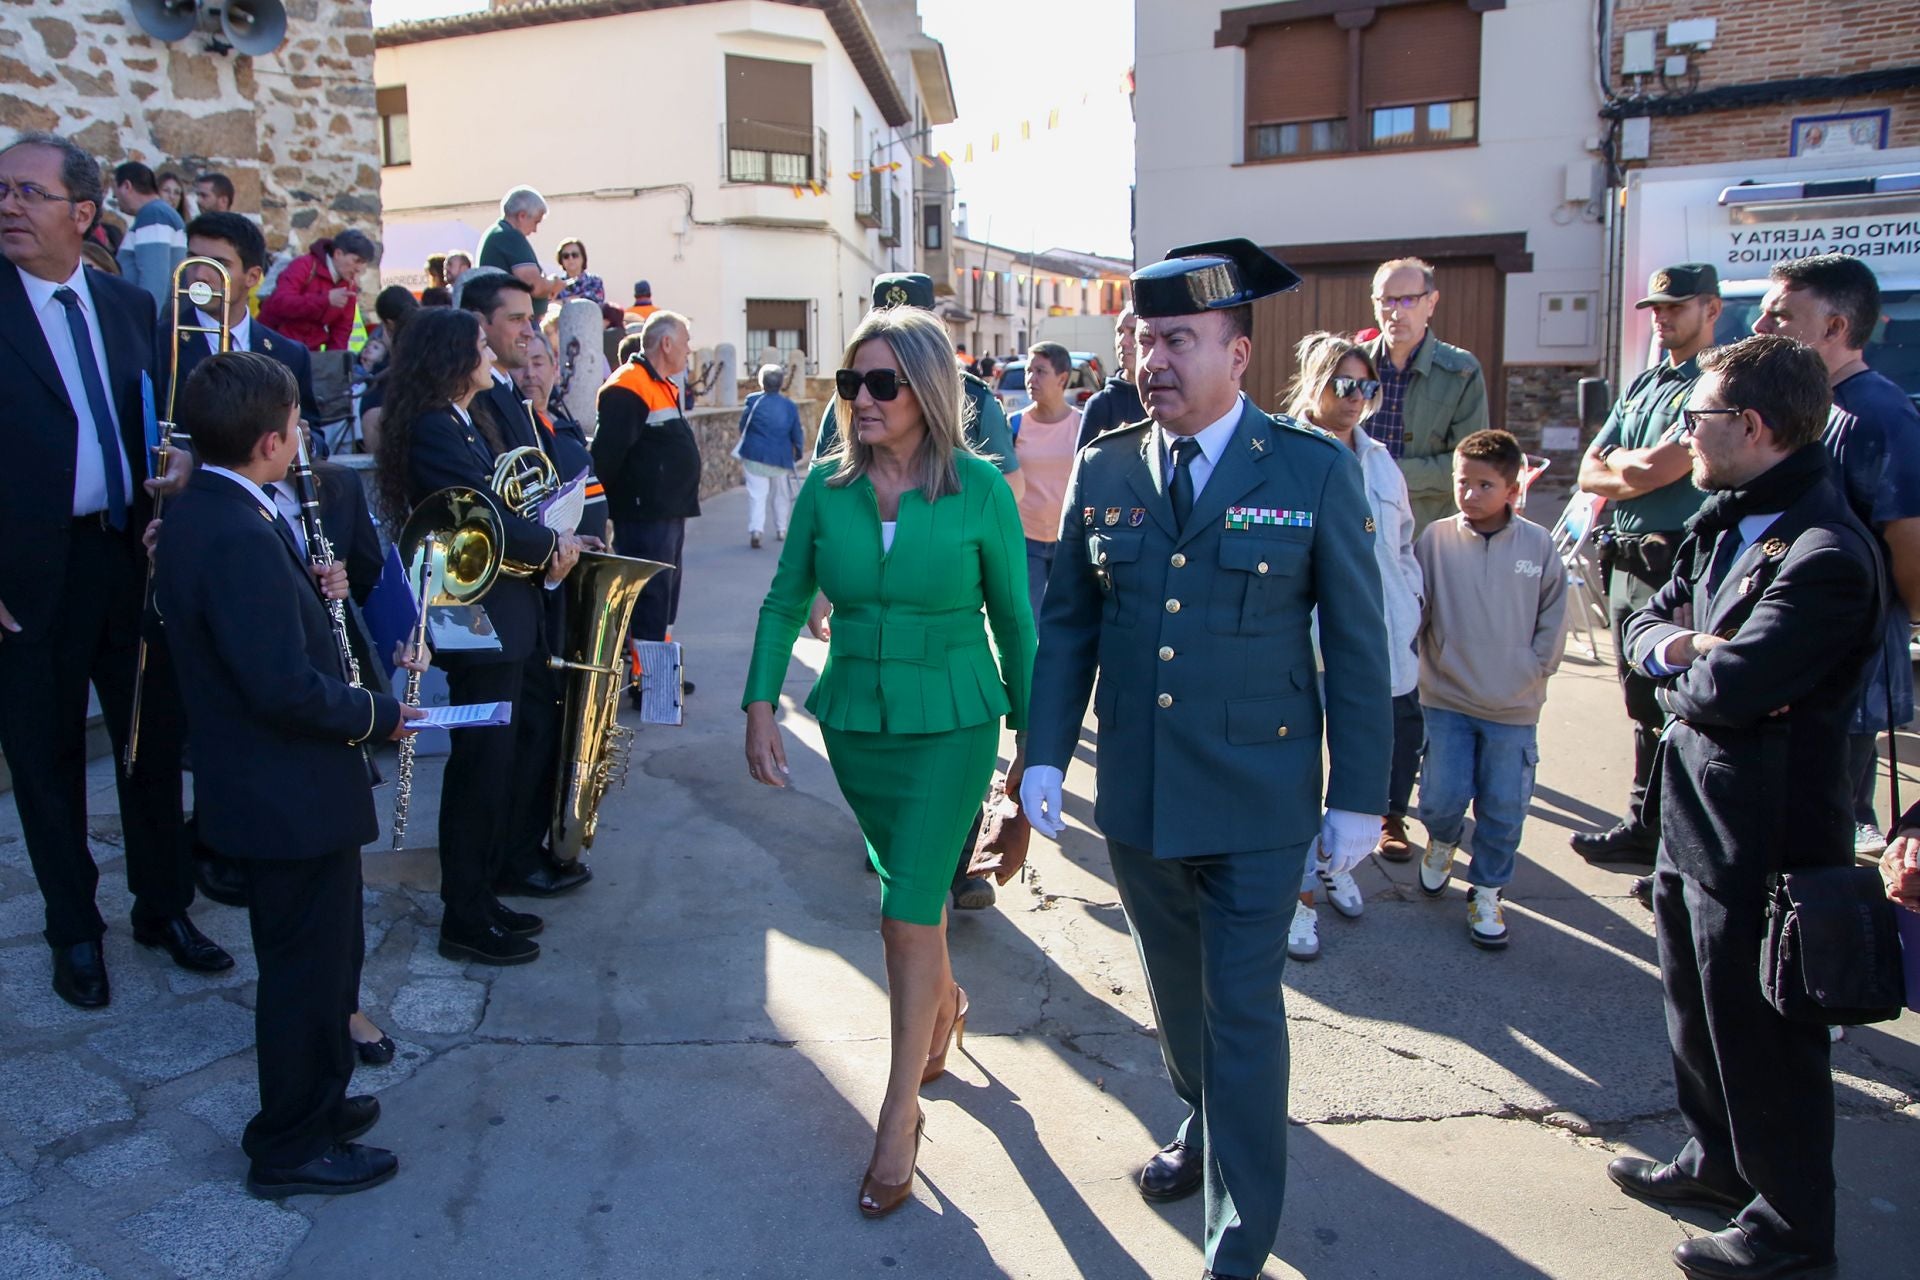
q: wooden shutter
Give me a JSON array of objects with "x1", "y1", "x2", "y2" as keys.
[
  {"x1": 376, "y1": 85, "x2": 407, "y2": 116},
  {"x1": 1244, "y1": 19, "x2": 1348, "y2": 125},
  {"x1": 1361, "y1": 2, "x2": 1482, "y2": 109},
  {"x1": 725, "y1": 55, "x2": 813, "y2": 155}
]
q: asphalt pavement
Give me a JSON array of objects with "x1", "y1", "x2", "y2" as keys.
[{"x1": 1, "y1": 485, "x2": 1915, "y2": 1279}]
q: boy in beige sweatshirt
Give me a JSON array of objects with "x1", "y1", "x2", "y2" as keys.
[{"x1": 1412, "y1": 430, "x2": 1568, "y2": 948}]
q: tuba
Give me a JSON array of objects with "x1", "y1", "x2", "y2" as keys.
[
  {"x1": 547, "y1": 550, "x2": 670, "y2": 864},
  {"x1": 389, "y1": 486, "x2": 507, "y2": 850}
]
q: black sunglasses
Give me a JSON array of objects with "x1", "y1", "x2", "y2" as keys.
[
  {"x1": 1331, "y1": 376, "x2": 1381, "y2": 400},
  {"x1": 836, "y1": 368, "x2": 911, "y2": 401},
  {"x1": 1679, "y1": 407, "x2": 1745, "y2": 436}
]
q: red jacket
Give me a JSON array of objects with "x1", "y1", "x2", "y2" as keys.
[{"x1": 259, "y1": 239, "x2": 358, "y2": 352}]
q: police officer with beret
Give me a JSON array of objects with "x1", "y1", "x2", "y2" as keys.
[
  {"x1": 1574, "y1": 263, "x2": 1721, "y2": 866},
  {"x1": 1020, "y1": 240, "x2": 1391, "y2": 1280}
]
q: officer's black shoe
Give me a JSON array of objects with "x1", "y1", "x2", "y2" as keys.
[
  {"x1": 194, "y1": 854, "x2": 251, "y2": 907},
  {"x1": 1606, "y1": 1156, "x2": 1747, "y2": 1213},
  {"x1": 489, "y1": 899, "x2": 545, "y2": 938},
  {"x1": 335, "y1": 1095, "x2": 381, "y2": 1142},
  {"x1": 247, "y1": 1142, "x2": 398, "y2": 1199},
  {"x1": 493, "y1": 857, "x2": 592, "y2": 899},
  {"x1": 1672, "y1": 1226, "x2": 1834, "y2": 1279},
  {"x1": 132, "y1": 913, "x2": 235, "y2": 972},
  {"x1": 51, "y1": 940, "x2": 110, "y2": 1009},
  {"x1": 1138, "y1": 1140, "x2": 1203, "y2": 1203},
  {"x1": 1569, "y1": 823, "x2": 1657, "y2": 865},
  {"x1": 1631, "y1": 876, "x2": 1654, "y2": 909},
  {"x1": 437, "y1": 915, "x2": 540, "y2": 966}
]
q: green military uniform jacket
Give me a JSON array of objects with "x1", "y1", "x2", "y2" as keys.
[
  {"x1": 1026, "y1": 399, "x2": 1392, "y2": 857},
  {"x1": 1590, "y1": 356, "x2": 1705, "y2": 535},
  {"x1": 814, "y1": 372, "x2": 1021, "y2": 476},
  {"x1": 1364, "y1": 333, "x2": 1490, "y2": 530},
  {"x1": 742, "y1": 452, "x2": 1035, "y2": 735}
]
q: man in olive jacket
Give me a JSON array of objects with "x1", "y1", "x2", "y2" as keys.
[{"x1": 1363, "y1": 257, "x2": 1490, "y2": 530}]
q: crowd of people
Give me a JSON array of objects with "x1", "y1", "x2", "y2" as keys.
[{"x1": 3, "y1": 120, "x2": 1917, "y2": 1280}]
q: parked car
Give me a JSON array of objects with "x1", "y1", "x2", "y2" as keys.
[{"x1": 995, "y1": 352, "x2": 1105, "y2": 417}]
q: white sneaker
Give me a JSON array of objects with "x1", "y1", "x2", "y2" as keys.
[
  {"x1": 1288, "y1": 902, "x2": 1320, "y2": 961},
  {"x1": 1855, "y1": 823, "x2": 1888, "y2": 857},
  {"x1": 1467, "y1": 887, "x2": 1509, "y2": 950},
  {"x1": 1418, "y1": 837, "x2": 1458, "y2": 897},
  {"x1": 1318, "y1": 868, "x2": 1364, "y2": 919}
]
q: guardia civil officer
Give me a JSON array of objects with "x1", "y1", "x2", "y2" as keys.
[
  {"x1": 1021, "y1": 241, "x2": 1391, "y2": 1280},
  {"x1": 1616, "y1": 335, "x2": 1879, "y2": 1280},
  {"x1": 1573, "y1": 264, "x2": 1721, "y2": 865}
]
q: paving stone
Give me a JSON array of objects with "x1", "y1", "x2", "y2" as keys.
[
  {"x1": 390, "y1": 977, "x2": 486, "y2": 1035},
  {"x1": 407, "y1": 932, "x2": 467, "y2": 977},
  {"x1": 350, "y1": 1038, "x2": 431, "y2": 1093},
  {"x1": 166, "y1": 940, "x2": 258, "y2": 995},
  {"x1": 0, "y1": 942, "x2": 157, "y2": 1032},
  {"x1": 0, "y1": 889, "x2": 46, "y2": 939},
  {"x1": 120, "y1": 1180, "x2": 310, "y2": 1280},
  {"x1": 85, "y1": 997, "x2": 254, "y2": 1084},
  {"x1": 0, "y1": 1224, "x2": 108, "y2": 1280},
  {"x1": 0, "y1": 832, "x2": 28, "y2": 870},
  {"x1": 0, "y1": 1053, "x2": 134, "y2": 1143},
  {"x1": 0, "y1": 1150, "x2": 31, "y2": 1207},
  {"x1": 63, "y1": 1132, "x2": 175, "y2": 1189},
  {"x1": 181, "y1": 1079, "x2": 257, "y2": 1144}
]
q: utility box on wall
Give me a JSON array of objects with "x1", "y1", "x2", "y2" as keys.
[{"x1": 1538, "y1": 292, "x2": 1596, "y2": 348}]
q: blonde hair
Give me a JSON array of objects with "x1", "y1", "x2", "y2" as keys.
[
  {"x1": 824, "y1": 307, "x2": 969, "y2": 501},
  {"x1": 1285, "y1": 331, "x2": 1380, "y2": 424}
]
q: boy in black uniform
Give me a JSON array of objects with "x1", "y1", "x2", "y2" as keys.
[{"x1": 155, "y1": 352, "x2": 421, "y2": 1197}]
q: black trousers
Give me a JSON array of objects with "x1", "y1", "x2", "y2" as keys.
[
  {"x1": 242, "y1": 848, "x2": 360, "y2": 1170},
  {"x1": 438, "y1": 648, "x2": 563, "y2": 919},
  {"x1": 1387, "y1": 691, "x2": 1425, "y2": 818},
  {"x1": 498, "y1": 654, "x2": 564, "y2": 880},
  {"x1": 615, "y1": 517, "x2": 686, "y2": 642},
  {"x1": 1608, "y1": 568, "x2": 1668, "y2": 837},
  {"x1": 1653, "y1": 865, "x2": 1835, "y2": 1252},
  {"x1": 0, "y1": 521, "x2": 192, "y2": 947}
]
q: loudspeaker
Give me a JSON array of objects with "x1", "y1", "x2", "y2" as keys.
[
  {"x1": 218, "y1": 0, "x2": 286, "y2": 55},
  {"x1": 130, "y1": 0, "x2": 200, "y2": 42},
  {"x1": 1577, "y1": 376, "x2": 1613, "y2": 432}
]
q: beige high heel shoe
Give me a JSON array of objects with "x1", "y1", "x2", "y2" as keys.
[
  {"x1": 858, "y1": 1110, "x2": 925, "y2": 1218},
  {"x1": 922, "y1": 984, "x2": 968, "y2": 1085}
]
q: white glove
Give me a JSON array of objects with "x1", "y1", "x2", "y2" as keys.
[
  {"x1": 1019, "y1": 765, "x2": 1066, "y2": 839},
  {"x1": 1319, "y1": 808, "x2": 1378, "y2": 876}
]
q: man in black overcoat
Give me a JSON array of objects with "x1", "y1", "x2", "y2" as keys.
[{"x1": 1615, "y1": 335, "x2": 1882, "y2": 1280}]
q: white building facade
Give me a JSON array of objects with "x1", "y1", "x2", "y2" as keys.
[
  {"x1": 373, "y1": 0, "x2": 955, "y2": 371},
  {"x1": 1135, "y1": 0, "x2": 1608, "y2": 465}
]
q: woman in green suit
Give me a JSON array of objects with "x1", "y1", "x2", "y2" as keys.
[{"x1": 743, "y1": 306, "x2": 1035, "y2": 1218}]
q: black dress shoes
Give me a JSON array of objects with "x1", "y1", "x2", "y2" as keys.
[
  {"x1": 132, "y1": 914, "x2": 234, "y2": 972},
  {"x1": 51, "y1": 940, "x2": 110, "y2": 1008},
  {"x1": 353, "y1": 1034, "x2": 397, "y2": 1067},
  {"x1": 1139, "y1": 1140, "x2": 1204, "y2": 1203},
  {"x1": 438, "y1": 915, "x2": 540, "y2": 966},
  {"x1": 1672, "y1": 1226, "x2": 1835, "y2": 1279},
  {"x1": 493, "y1": 856, "x2": 592, "y2": 899},
  {"x1": 246, "y1": 1142, "x2": 398, "y2": 1199},
  {"x1": 1606, "y1": 1156, "x2": 1747, "y2": 1213},
  {"x1": 336, "y1": 1095, "x2": 381, "y2": 1142},
  {"x1": 1570, "y1": 823, "x2": 1657, "y2": 865},
  {"x1": 1631, "y1": 875, "x2": 1655, "y2": 908},
  {"x1": 489, "y1": 900, "x2": 544, "y2": 938},
  {"x1": 193, "y1": 854, "x2": 251, "y2": 908}
]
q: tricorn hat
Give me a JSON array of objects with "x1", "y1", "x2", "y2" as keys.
[
  {"x1": 872, "y1": 272, "x2": 935, "y2": 311},
  {"x1": 1131, "y1": 238, "x2": 1301, "y2": 319}
]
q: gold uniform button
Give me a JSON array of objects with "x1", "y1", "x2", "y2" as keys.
[
  {"x1": 1157, "y1": 693, "x2": 1173, "y2": 708},
  {"x1": 1166, "y1": 599, "x2": 1181, "y2": 613},
  {"x1": 1257, "y1": 561, "x2": 1270, "y2": 574},
  {"x1": 1170, "y1": 553, "x2": 1186, "y2": 568},
  {"x1": 1277, "y1": 726, "x2": 1289, "y2": 738},
  {"x1": 1158, "y1": 646, "x2": 1174, "y2": 661}
]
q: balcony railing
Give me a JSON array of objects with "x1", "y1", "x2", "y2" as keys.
[{"x1": 725, "y1": 118, "x2": 813, "y2": 185}]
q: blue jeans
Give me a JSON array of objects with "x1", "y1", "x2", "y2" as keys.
[
  {"x1": 1025, "y1": 537, "x2": 1056, "y2": 627},
  {"x1": 1416, "y1": 706, "x2": 1538, "y2": 889}
]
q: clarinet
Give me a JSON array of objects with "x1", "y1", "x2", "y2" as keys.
[
  {"x1": 288, "y1": 436, "x2": 362, "y2": 687},
  {"x1": 389, "y1": 542, "x2": 435, "y2": 851}
]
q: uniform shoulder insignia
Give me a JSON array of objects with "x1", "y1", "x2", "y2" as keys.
[
  {"x1": 1088, "y1": 419, "x2": 1150, "y2": 447},
  {"x1": 1268, "y1": 412, "x2": 1340, "y2": 447}
]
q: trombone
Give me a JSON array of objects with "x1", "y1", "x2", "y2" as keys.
[{"x1": 124, "y1": 256, "x2": 234, "y2": 778}]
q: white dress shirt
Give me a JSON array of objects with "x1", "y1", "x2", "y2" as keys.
[
  {"x1": 261, "y1": 479, "x2": 309, "y2": 560},
  {"x1": 1155, "y1": 393, "x2": 1246, "y2": 497},
  {"x1": 17, "y1": 261, "x2": 134, "y2": 516},
  {"x1": 194, "y1": 306, "x2": 252, "y2": 354},
  {"x1": 1644, "y1": 511, "x2": 1784, "y2": 675},
  {"x1": 203, "y1": 465, "x2": 301, "y2": 554}
]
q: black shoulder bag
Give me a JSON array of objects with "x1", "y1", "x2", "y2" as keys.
[{"x1": 1760, "y1": 557, "x2": 1908, "y2": 1025}]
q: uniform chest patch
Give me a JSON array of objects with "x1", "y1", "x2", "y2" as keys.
[{"x1": 1226, "y1": 506, "x2": 1312, "y2": 530}]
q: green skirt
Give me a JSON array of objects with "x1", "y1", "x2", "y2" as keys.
[{"x1": 821, "y1": 720, "x2": 1001, "y2": 926}]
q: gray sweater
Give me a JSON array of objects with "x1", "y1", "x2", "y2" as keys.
[{"x1": 1414, "y1": 511, "x2": 1568, "y2": 726}]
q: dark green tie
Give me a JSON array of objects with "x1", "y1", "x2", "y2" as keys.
[{"x1": 1170, "y1": 436, "x2": 1199, "y2": 531}]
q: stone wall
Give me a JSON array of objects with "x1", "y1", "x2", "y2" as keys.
[
  {"x1": 1505, "y1": 364, "x2": 1598, "y2": 506},
  {"x1": 0, "y1": 0, "x2": 379, "y2": 254},
  {"x1": 690, "y1": 400, "x2": 822, "y2": 500}
]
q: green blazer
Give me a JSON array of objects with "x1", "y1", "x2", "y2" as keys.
[
  {"x1": 1363, "y1": 332, "x2": 1490, "y2": 531},
  {"x1": 742, "y1": 452, "x2": 1035, "y2": 736}
]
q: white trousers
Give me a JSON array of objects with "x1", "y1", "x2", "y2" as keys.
[{"x1": 744, "y1": 468, "x2": 794, "y2": 536}]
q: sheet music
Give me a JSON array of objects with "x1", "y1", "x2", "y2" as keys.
[
  {"x1": 630, "y1": 639, "x2": 684, "y2": 726},
  {"x1": 413, "y1": 701, "x2": 514, "y2": 729},
  {"x1": 538, "y1": 472, "x2": 588, "y2": 534},
  {"x1": 425, "y1": 604, "x2": 503, "y2": 652}
]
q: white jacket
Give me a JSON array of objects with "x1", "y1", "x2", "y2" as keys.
[{"x1": 1352, "y1": 427, "x2": 1424, "y2": 696}]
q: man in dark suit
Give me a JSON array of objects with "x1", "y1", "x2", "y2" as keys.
[
  {"x1": 155, "y1": 350, "x2": 419, "y2": 1197},
  {"x1": 157, "y1": 211, "x2": 318, "y2": 424},
  {"x1": 1021, "y1": 241, "x2": 1391, "y2": 1280},
  {"x1": 0, "y1": 130, "x2": 231, "y2": 1009},
  {"x1": 1615, "y1": 335, "x2": 1881, "y2": 1280}
]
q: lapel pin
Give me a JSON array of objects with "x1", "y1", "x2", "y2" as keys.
[
  {"x1": 1364, "y1": 516, "x2": 1376, "y2": 533},
  {"x1": 1250, "y1": 437, "x2": 1266, "y2": 453},
  {"x1": 1083, "y1": 506, "x2": 1095, "y2": 526},
  {"x1": 1103, "y1": 507, "x2": 1121, "y2": 527},
  {"x1": 1761, "y1": 537, "x2": 1788, "y2": 558},
  {"x1": 1129, "y1": 507, "x2": 1145, "y2": 527}
]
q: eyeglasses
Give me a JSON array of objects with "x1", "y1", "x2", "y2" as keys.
[
  {"x1": 1330, "y1": 376, "x2": 1381, "y2": 400},
  {"x1": 836, "y1": 368, "x2": 912, "y2": 401},
  {"x1": 559, "y1": 250, "x2": 583, "y2": 259},
  {"x1": 1372, "y1": 292, "x2": 1432, "y2": 311},
  {"x1": 0, "y1": 180, "x2": 80, "y2": 208},
  {"x1": 1679, "y1": 407, "x2": 1745, "y2": 436}
]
